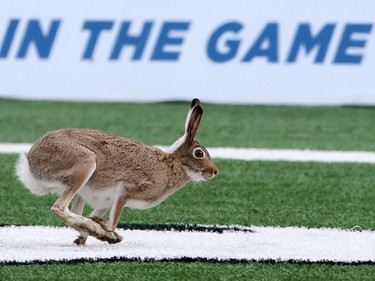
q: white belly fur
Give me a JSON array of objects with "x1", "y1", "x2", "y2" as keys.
[
  {"x1": 78, "y1": 184, "x2": 171, "y2": 210},
  {"x1": 125, "y1": 194, "x2": 170, "y2": 210},
  {"x1": 78, "y1": 184, "x2": 120, "y2": 210},
  {"x1": 16, "y1": 154, "x2": 174, "y2": 211}
]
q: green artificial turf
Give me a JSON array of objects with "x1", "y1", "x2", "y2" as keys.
[
  {"x1": 0, "y1": 99, "x2": 375, "y2": 151},
  {"x1": 2, "y1": 155, "x2": 374, "y2": 229},
  {"x1": 1, "y1": 262, "x2": 374, "y2": 281},
  {"x1": 1, "y1": 99, "x2": 375, "y2": 280}
]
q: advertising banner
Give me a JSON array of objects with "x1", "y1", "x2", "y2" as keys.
[{"x1": 0, "y1": 1, "x2": 374, "y2": 105}]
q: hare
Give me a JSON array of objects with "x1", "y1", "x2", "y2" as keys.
[{"x1": 15, "y1": 99, "x2": 218, "y2": 245}]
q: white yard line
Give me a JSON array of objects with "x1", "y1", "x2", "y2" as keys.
[
  {"x1": 0, "y1": 143, "x2": 32, "y2": 154},
  {"x1": 207, "y1": 147, "x2": 375, "y2": 163},
  {"x1": 1, "y1": 143, "x2": 375, "y2": 163},
  {"x1": 1, "y1": 144, "x2": 374, "y2": 265},
  {"x1": 0, "y1": 225, "x2": 374, "y2": 265}
]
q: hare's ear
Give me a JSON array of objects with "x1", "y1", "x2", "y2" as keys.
[
  {"x1": 185, "y1": 101, "x2": 203, "y2": 144},
  {"x1": 184, "y1": 99, "x2": 201, "y2": 132},
  {"x1": 165, "y1": 99, "x2": 203, "y2": 153}
]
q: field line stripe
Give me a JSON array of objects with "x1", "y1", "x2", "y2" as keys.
[
  {"x1": 206, "y1": 147, "x2": 375, "y2": 163},
  {"x1": 2, "y1": 256, "x2": 375, "y2": 267},
  {"x1": 2, "y1": 143, "x2": 375, "y2": 163},
  {"x1": 1, "y1": 224, "x2": 374, "y2": 265},
  {"x1": 0, "y1": 143, "x2": 31, "y2": 154}
]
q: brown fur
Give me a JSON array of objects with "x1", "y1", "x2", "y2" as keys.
[{"x1": 16, "y1": 99, "x2": 218, "y2": 245}]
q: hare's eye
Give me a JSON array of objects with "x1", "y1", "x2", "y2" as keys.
[{"x1": 193, "y1": 148, "x2": 205, "y2": 159}]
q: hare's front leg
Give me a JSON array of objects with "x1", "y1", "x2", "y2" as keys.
[
  {"x1": 91, "y1": 211, "x2": 123, "y2": 244},
  {"x1": 83, "y1": 194, "x2": 127, "y2": 244},
  {"x1": 73, "y1": 207, "x2": 111, "y2": 245},
  {"x1": 75, "y1": 203, "x2": 124, "y2": 245},
  {"x1": 71, "y1": 195, "x2": 113, "y2": 245},
  {"x1": 104, "y1": 194, "x2": 128, "y2": 241}
]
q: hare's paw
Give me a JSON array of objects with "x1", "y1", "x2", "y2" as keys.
[
  {"x1": 90, "y1": 216, "x2": 110, "y2": 231},
  {"x1": 96, "y1": 230, "x2": 123, "y2": 244},
  {"x1": 70, "y1": 216, "x2": 122, "y2": 244},
  {"x1": 73, "y1": 233, "x2": 88, "y2": 245},
  {"x1": 89, "y1": 216, "x2": 122, "y2": 244},
  {"x1": 107, "y1": 230, "x2": 123, "y2": 244},
  {"x1": 68, "y1": 215, "x2": 105, "y2": 237}
]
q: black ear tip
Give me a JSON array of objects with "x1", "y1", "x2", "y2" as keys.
[
  {"x1": 194, "y1": 104, "x2": 203, "y2": 115},
  {"x1": 191, "y1": 98, "x2": 201, "y2": 108}
]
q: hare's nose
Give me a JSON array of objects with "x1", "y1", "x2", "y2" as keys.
[{"x1": 213, "y1": 167, "x2": 218, "y2": 175}]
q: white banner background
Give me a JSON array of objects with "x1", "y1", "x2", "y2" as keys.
[{"x1": 0, "y1": 0, "x2": 374, "y2": 105}]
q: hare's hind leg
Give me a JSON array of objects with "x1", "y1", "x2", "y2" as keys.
[
  {"x1": 71, "y1": 194, "x2": 85, "y2": 216},
  {"x1": 71, "y1": 194, "x2": 89, "y2": 245},
  {"x1": 50, "y1": 153, "x2": 119, "y2": 245}
]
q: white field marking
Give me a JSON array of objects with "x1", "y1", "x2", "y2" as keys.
[
  {"x1": 0, "y1": 225, "x2": 374, "y2": 265},
  {"x1": 207, "y1": 147, "x2": 375, "y2": 163},
  {"x1": 1, "y1": 143, "x2": 375, "y2": 163},
  {"x1": 0, "y1": 144, "x2": 32, "y2": 154}
]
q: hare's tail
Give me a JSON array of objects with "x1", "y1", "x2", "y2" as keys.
[{"x1": 15, "y1": 154, "x2": 65, "y2": 196}]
